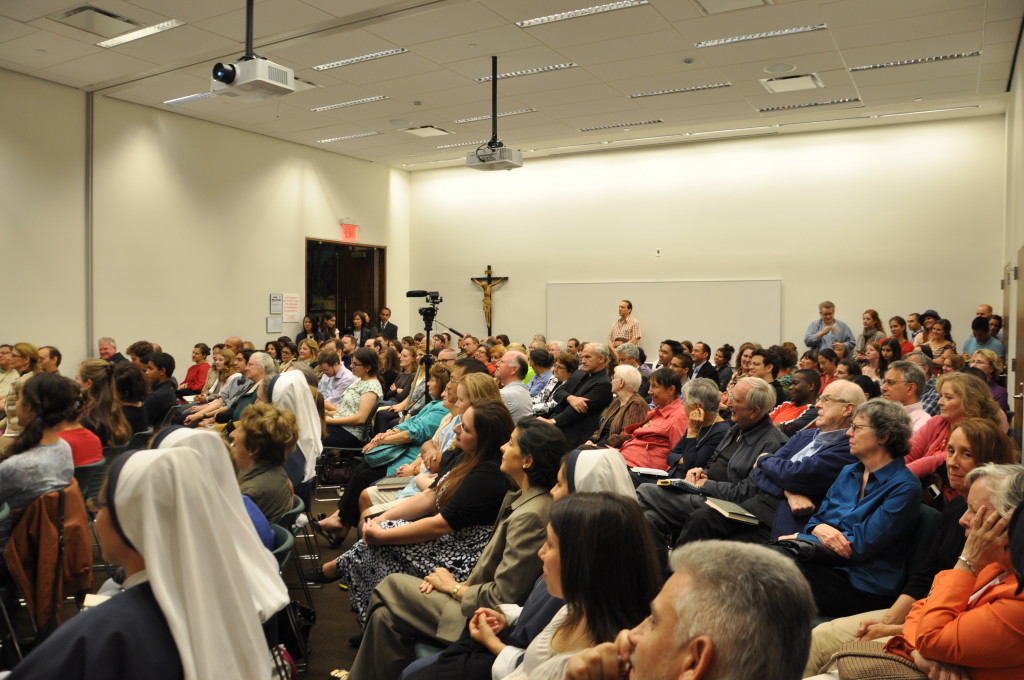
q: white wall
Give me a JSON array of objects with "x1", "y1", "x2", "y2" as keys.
[
  {"x1": 1, "y1": 68, "x2": 410, "y2": 379},
  {"x1": 1004, "y1": 40, "x2": 1024, "y2": 400},
  {"x1": 410, "y1": 116, "x2": 1006, "y2": 355},
  {"x1": 0, "y1": 70, "x2": 86, "y2": 364}
]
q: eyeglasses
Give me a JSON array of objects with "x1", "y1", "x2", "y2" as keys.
[
  {"x1": 849, "y1": 424, "x2": 873, "y2": 433},
  {"x1": 882, "y1": 379, "x2": 907, "y2": 386},
  {"x1": 351, "y1": 361, "x2": 364, "y2": 367},
  {"x1": 816, "y1": 394, "x2": 850, "y2": 405}
]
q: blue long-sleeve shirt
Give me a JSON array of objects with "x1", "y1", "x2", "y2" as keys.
[
  {"x1": 799, "y1": 457, "x2": 920, "y2": 596},
  {"x1": 804, "y1": 318, "x2": 855, "y2": 351}
]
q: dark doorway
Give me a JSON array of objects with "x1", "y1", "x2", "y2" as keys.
[{"x1": 306, "y1": 239, "x2": 386, "y2": 330}]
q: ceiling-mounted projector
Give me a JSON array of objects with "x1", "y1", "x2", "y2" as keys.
[
  {"x1": 466, "y1": 146, "x2": 523, "y2": 170},
  {"x1": 212, "y1": 57, "x2": 294, "y2": 97},
  {"x1": 467, "y1": 55, "x2": 523, "y2": 171}
]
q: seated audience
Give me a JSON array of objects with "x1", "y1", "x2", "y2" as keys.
[
  {"x1": 817, "y1": 348, "x2": 839, "y2": 391},
  {"x1": 925, "y1": 318, "x2": 956, "y2": 356},
  {"x1": 544, "y1": 343, "x2": 613, "y2": 449},
  {"x1": 467, "y1": 493, "x2": 660, "y2": 680},
  {"x1": 1, "y1": 342, "x2": 42, "y2": 454},
  {"x1": 749, "y1": 348, "x2": 788, "y2": 406},
  {"x1": 679, "y1": 380, "x2": 861, "y2": 547},
  {"x1": 882, "y1": 463, "x2": 1024, "y2": 679},
  {"x1": 804, "y1": 419, "x2": 1019, "y2": 676},
  {"x1": 584, "y1": 364, "x2": 648, "y2": 449},
  {"x1": 142, "y1": 352, "x2": 177, "y2": 428},
  {"x1": 969, "y1": 348, "x2": 1008, "y2": 412},
  {"x1": 318, "y1": 348, "x2": 357, "y2": 415},
  {"x1": 850, "y1": 374, "x2": 881, "y2": 400},
  {"x1": 183, "y1": 350, "x2": 252, "y2": 427},
  {"x1": 532, "y1": 352, "x2": 576, "y2": 418},
  {"x1": 638, "y1": 377, "x2": 787, "y2": 549},
  {"x1": 229, "y1": 402, "x2": 298, "y2": 524},
  {"x1": 770, "y1": 368, "x2": 820, "y2": 436},
  {"x1": 962, "y1": 314, "x2": 1005, "y2": 359},
  {"x1": 613, "y1": 343, "x2": 648, "y2": 401},
  {"x1": 664, "y1": 378, "x2": 731, "y2": 475},
  {"x1": 616, "y1": 367, "x2": 688, "y2": 473},
  {"x1": 7, "y1": 438, "x2": 289, "y2": 679},
  {"x1": 714, "y1": 344, "x2": 734, "y2": 391},
  {"x1": 779, "y1": 399, "x2": 920, "y2": 617},
  {"x1": 114, "y1": 361, "x2": 150, "y2": 434},
  {"x1": 834, "y1": 358, "x2": 861, "y2": 381},
  {"x1": 888, "y1": 316, "x2": 916, "y2": 356},
  {"x1": 0, "y1": 373, "x2": 75, "y2": 549},
  {"x1": 494, "y1": 351, "x2": 533, "y2": 423},
  {"x1": 176, "y1": 343, "x2": 210, "y2": 397},
  {"x1": 57, "y1": 377, "x2": 103, "y2": 467},
  {"x1": 323, "y1": 347, "x2": 383, "y2": 448},
  {"x1": 879, "y1": 360, "x2": 931, "y2": 431},
  {"x1": 296, "y1": 314, "x2": 324, "y2": 344},
  {"x1": 77, "y1": 359, "x2": 131, "y2": 447},
  {"x1": 195, "y1": 347, "x2": 235, "y2": 404},
  {"x1": 345, "y1": 419, "x2": 565, "y2": 680}
]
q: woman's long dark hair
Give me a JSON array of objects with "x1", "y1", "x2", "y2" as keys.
[
  {"x1": 79, "y1": 359, "x2": 131, "y2": 446},
  {"x1": 437, "y1": 399, "x2": 513, "y2": 509},
  {"x1": 8, "y1": 372, "x2": 79, "y2": 457},
  {"x1": 551, "y1": 493, "x2": 661, "y2": 644}
]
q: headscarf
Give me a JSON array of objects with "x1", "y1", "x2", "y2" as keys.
[
  {"x1": 106, "y1": 444, "x2": 288, "y2": 679},
  {"x1": 566, "y1": 448, "x2": 637, "y2": 499},
  {"x1": 268, "y1": 371, "x2": 323, "y2": 482}
]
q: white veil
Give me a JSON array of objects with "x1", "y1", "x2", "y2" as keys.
[{"x1": 269, "y1": 371, "x2": 323, "y2": 482}]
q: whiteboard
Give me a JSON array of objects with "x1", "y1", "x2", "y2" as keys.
[{"x1": 545, "y1": 280, "x2": 782, "y2": 358}]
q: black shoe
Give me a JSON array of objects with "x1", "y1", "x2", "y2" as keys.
[
  {"x1": 311, "y1": 519, "x2": 345, "y2": 549},
  {"x1": 303, "y1": 564, "x2": 340, "y2": 584},
  {"x1": 348, "y1": 633, "x2": 362, "y2": 648}
]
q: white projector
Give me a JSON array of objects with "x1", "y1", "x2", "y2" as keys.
[
  {"x1": 466, "y1": 145, "x2": 523, "y2": 171},
  {"x1": 211, "y1": 58, "x2": 295, "y2": 97}
]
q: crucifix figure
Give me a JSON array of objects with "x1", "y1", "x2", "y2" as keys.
[{"x1": 470, "y1": 265, "x2": 508, "y2": 337}]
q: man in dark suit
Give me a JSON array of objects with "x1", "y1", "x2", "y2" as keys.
[
  {"x1": 375, "y1": 306, "x2": 397, "y2": 340},
  {"x1": 544, "y1": 343, "x2": 614, "y2": 448},
  {"x1": 690, "y1": 341, "x2": 718, "y2": 384}
]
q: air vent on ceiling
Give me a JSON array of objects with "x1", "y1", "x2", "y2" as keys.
[
  {"x1": 51, "y1": 6, "x2": 141, "y2": 38},
  {"x1": 402, "y1": 125, "x2": 454, "y2": 138},
  {"x1": 760, "y1": 74, "x2": 822, "y2": 93}
]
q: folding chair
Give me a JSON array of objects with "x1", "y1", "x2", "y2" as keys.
[
  {"x1": 278, "y1": 496, "x2": 316, "y2": 606},
  {"x1": 314, "y1": 395, "x2": 379, "y2": 502},
  {"x1": 269, "y1": 524, "x2": 309, "y2": 672}
]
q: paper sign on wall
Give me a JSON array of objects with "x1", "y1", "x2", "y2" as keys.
[
  {"x1": 266, "y1": 316, "x2": 283, "y2": 334},
  {"x1": 282, "y1": 294, "x2": 301, "y2": 323},
  {"x1": 269, "y1": 293, "x2": 284, "y2": 315}
]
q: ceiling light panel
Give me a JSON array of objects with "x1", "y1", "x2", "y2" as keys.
[
  {"x1": 476, "y1": 63, "x2": 578, "y2": 81},
  {"x1": 312, "y1": 47, "x2": 408, "y2": 71},
  {"x1": 849, "y1": 51, "x2": 981, "y2": 72},
  {"x1": 758, "y1": 97, "x2": 860, "y2": 113},
  {"x1": 629, "y1": 82, "x2": 731, "y2": 98},
  {"x1": 452, "y1": 109, "x2": 536, "y2": 123},
  {"x1": 97, "y1": 19, "x2": 184, "y2": 47},
  {"x1": 579, "y1": 119, "x2": 662, "y2": 131},
  {"x1": 434, "y1": 140, "x2": 489, "y2": 149},
  {"x1": 164, "y1": 92, "x2": 214, "y2": 106},
  {"x1": 311, "y1": 95, "x2": 389, "y2": 112},
  {"x1": 695, "y1": 24, "x2": 827, "y2": 48},
  {"x1": 317, "y1": 132, "x2": 381, "y2": 143},
  {"x1": 516, "y1": 1, "x2": 649, "y2": 28}
]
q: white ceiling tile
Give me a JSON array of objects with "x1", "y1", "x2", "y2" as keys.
[
  {"x1": 983, "y1": 18, "x2": 1023, "y2": 45},
  {"x1": 128, "y1": 0, "x2": 240, "y2": 24},
  {"x1": 977, "y1": 78, "x2": 1007, "y2": 96},
  {"x1": 857, "y1": 75, "x2": 980, "y2": 101},
  {"x1": 363, "y1": 2, "x2": 506, "y2": 44},
  {"x1": 585, "y1": 52, "x2": 711, "y2": 82},
  {"x1": 556, "y1": 29, "x2": 696, "y2": 66},
  {"x1": 0, "y1": 0, "x2": 87, "y2": 23},
  {"x1": 980, "y1": 41, "x2": 1017, "y2": 63},
  {"x1": 830, "y1": 9, "x2": 985, "y2": 50},
  {"x1": 37, "y1": 48, "x2": 158, "y2": 86},
  {"x1": 672, "y1": 0, "x2": 827, "y2": 43},
  {"x1": 850, "y1": 59, "x2": 982, "y2": 86},
  {"x1": 820, "y1": 0, "x2": 984, "y2": 28},
  {"x1": 373, "y1": 69, "x2": 475, "y2": 99},
  {"x1": 106, "y1": 25, "x2": 238, "y2": 64},
  {"x1": 647, "y1": 0, "x2": 708, "y2": 22},
  {"x1": 0, "y1": 15, "x2": 36, "y2": 43},
  {"x1": 843, "y1": 34, "x2": 985, "y2": 67},
  {"x1": 693, "y1": 31, "x2": 838, "y2": 65},
  {"x1": 0, "y1": 29, "x2": 101, "y2": 69},
  {"x1": 196, "y1": 0, "x2": 336, "y2": 42},
  {"x1": 263, "y1": 28, "x2": 398, "y2": 66},
  {"x1": 409, "y1": 25, "x2": 541, "y2": 64},
  {"x1": 321, "y1": 53, "x2": 445, "y2": 86},
  {"x1": 444, "y1": 44, "x2": 577, "y2": 79}
]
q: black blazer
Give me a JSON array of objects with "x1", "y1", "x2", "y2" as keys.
[
  {"x1": 551, "y1": 369, "x2": 613, "y2": 449},
  {"x1": 374, "y1": 321, "x2": 398, "y2": 340},
  {"x1": 693, "y1": 362, "x2": 719, "y2": 384}
]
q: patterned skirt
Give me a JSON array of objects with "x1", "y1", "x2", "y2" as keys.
[{"x1": 334, "y1": 519, "x2": 495, "y2": 626}]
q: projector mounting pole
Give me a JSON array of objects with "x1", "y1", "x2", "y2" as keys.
[
  {"x1": 243, "y1": 0, "x2": 255, "y2": 60},
  {"x1": 488, "y1": 55, "x2": 501, "y2": 149}
]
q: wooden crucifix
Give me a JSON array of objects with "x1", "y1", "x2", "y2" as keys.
[{"x1": 470, "y1": 265, "x2": 508, "y2": 337}]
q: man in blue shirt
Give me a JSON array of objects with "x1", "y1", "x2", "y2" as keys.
[
  {"x1": 804, "y1": 300, "x2": 855, "y2": 352},
  {"x1": 962, "y1": 315, "x2": 1005, "y2": 358}
]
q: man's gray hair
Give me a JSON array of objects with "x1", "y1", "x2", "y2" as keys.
[
  {"x1": 287, "y1": 360, "x2": 318, "y2": 386},
  {"x1": 533, "y1": 334, "x2": 547, "y2": 344},
  {"x1": 612, "y1": 364, "x2": 642, "y2": 392},
  {"x1": 669, "y1": 541, "x2": 815, "y2": 680},
  {"x1": 98, "y1": 336, "x2": 116, "y2": 347},
  {"x1": 585, "y1": 343, "x2": 611, "y2": 362},
  {"x1": 684, "y1": 378, "x2": 721, "y2": 413},
  {"x1": 830, "y1": 379, "x2": 867, "y2": 408},
  {"x1": 507, "y1": 351, "x2": 528, "y2": 379},
  {"x1": 547, "y1": 341, "x2": 566, "y2": 353},
  {"x1": 737, "y1": 376, "x2": 775, "y2": 416},
  {"x1": 616, "y1": 342, "x2": 640, "y2": 362},
  {"x1": 251, "y1": 351, "x2": 278, "y2": 388},
  {"x1": 903, "y1": 352, "x2": 932, "y2": 373},
  {"x1": 888, "y1": 361, "x2": 926, "y2": 398}
]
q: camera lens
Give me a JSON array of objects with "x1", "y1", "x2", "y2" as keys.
[{"x1": 212, "y1": 62, "x2": 236, "y2": 84}]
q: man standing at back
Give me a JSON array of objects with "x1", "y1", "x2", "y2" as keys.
[
  {"x1": 375, "y1": 307, "x2": 397, "y2": 340},
  {"x1": 804, "y1": 300, "x2": 855, "y2": 352},
  {"x1": 609, "y1": 300, "x2": 641, "y2": 345}
]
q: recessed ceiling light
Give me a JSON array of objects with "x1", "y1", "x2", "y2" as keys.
[
  {"x1": 758, "y1": 97, "x2": 860, "y2": 113},
  {"x1": 777, "y1": 116, "x2": 870, "y2": 127},
  {"x1": 313, "y1": 48, "x2": 408, "y2": 71},
  {"x1": 452, "y1": 108, "x2": 536, "y2": 123},
  {"x1": 695, "y1": 24, "x2": 827, "y2": 48},
  {"x1": 849, "y1": 51, "x2": 981, "y2": 72},
  {"x1": 876, "y1": 105, "x2": 980, "y2": 118},
  {"x1": 401, "y1": 158, "x2": 462, "y2": 167},
  {"x1": 317, "y1": 132, "x2": 381, "y2": 143},
  {"x1": 164, "y1": 92, "x2": 214, "y2": 106},
  {"x1": 629, "y1": 82, "x2": 731, "y2": 98},
  {"x1": 516, "y1": 1, "x2": 648, "y2": 28},
  {"x1": 311, "y1": 95, "x2": 388, "y2": 112},
  {"x1": 579, "y1": 119, "x2": 662, "y2": 132},
  {"x1": 434, "y1": 140, "x2": 489, "y2": 149},
  {"x1": 689, "y1": 126, "x2": 775, "y2": 136},
  {"x1": 97, "y1": 19, "x2": 183, "y2": 47},
  {"x1": 476, "y1": 63, "x2": 577, "y2": 81},
  {"x1": 764, "y1": 63, "x2": 796, "y2": 74},
  {"x1": 760, "y1": 74, "x2": 822, "y2": 93}
]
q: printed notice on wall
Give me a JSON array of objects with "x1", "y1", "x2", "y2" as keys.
[
  {"x1": 282, "y1": 294, "x2": 301, "y2": 323},
  {"x1": 269, "y1": 293, "x2": 284, "y2": 315},
  {"x1": 266, "y1": 316, "x2": 283, "y2": 334}
]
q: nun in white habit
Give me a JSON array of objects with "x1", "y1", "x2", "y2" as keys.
[
  {"x1": 267, "y1": 370, "x2": 323, "y2": 485},
  {"x1": 6, "y1": 444, "x2": 289, "y2": 680}
]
